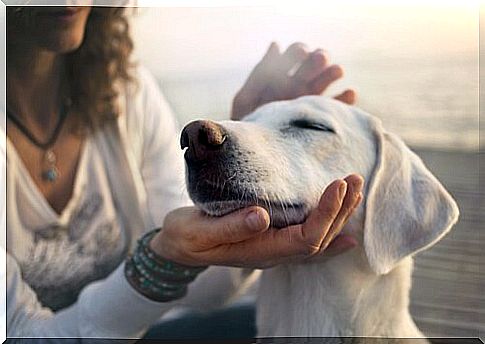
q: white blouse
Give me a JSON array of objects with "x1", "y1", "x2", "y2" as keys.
[
  {"x1": 8, "y1": 135, "x2": 128, "y2": 312},
  {"x1": 1, "y1": 67, "x2": 256, "y2": 340}
]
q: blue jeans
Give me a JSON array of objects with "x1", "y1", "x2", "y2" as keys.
[{"x1": 142, "y1": 303, "x2": 256, "y2": 340}]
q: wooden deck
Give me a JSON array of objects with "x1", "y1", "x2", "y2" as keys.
[{"x1": 409, "y1": 148, "x2": 484, "y2": 340}]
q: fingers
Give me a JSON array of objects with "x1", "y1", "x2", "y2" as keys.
[
  {"x1": 155, "y1": 173, "x2": 363, "y2": 269},
  {"x1": 279, "y1": 42, "x2": 310, "y2": 73},
  {"x1": 198, "y1": 206, "x2": 270, "y2": 248},
  {"x1": 251, "y1": 42, "x2": 280, "y2": 81},
  {"x1": 334, "y1": 89, "x2": 357, "y2": 105},
  {"x1": 318, "y1": 174, "x2": 364, "y2": 251},
  {"x1": 204, "y1": 221, "x2": 321, "y2": 268},
  {"x1": 263, "y1": 41, "x2": 280, "y2": 61},
  {"x1": 232, "y1": 42, "x2": 354, "y2": 121},
  {"x1": 309, "y1": 64, "x2": 344, "y2": 95},
  {"x1": 234, "y1": 42, "x2": 281, "y2": 101},
  {"x1": 292, "y1": 49, "x2": 328, "y2": 82},
  {"x1": 300, "y1": 179, "x2": 348, "y2": 251},
  {"x1": 155, "y1": 206, "x2": 271, "y2": 266},
  {"x1": 211, "y1": 177, "x2": 362, "y2": 266},
  {"x1": 231, "y1": 42, "x2": 282, "y2": 120}
]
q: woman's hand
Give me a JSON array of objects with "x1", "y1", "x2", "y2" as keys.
[
  {"x1": 150, "y1": 174, "x2": 364, "y2": 269},
  {"x1": 231, "y1": 42, "x2": 357, "y2": 120}
]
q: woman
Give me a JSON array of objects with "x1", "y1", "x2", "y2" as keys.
[{"x1": 3, "y1": 6, "x2": 363, "y2": 339}]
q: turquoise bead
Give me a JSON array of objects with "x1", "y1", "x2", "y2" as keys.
[{"x1": 43, "y1": 168, "x2": 58, "y2": 182}]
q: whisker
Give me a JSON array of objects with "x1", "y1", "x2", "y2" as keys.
[
  {"x1": 240, "y1": 181, "x2": 247, "y2": 204},
  {"x1": 264, "y1": 192, "x2": 273, "y2": 224},
  {"x1": 280, "y1": 195, "x2": 291, "y2": 228},
  {"x1": 252, "y1": 184, "x2": 259, "y2": 207},
  {"x1": 220, "y1": 173, "x2": 231, "y2": 197},
  {"x1": 227, "y1": 171, "x2": 237, "y2": 181}
]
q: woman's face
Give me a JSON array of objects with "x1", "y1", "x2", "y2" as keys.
[{"x1": 9, "y1": 7, "x2": 92, "y2": 54}]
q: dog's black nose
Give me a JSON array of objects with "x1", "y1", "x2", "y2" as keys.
[{"x1": 180, "y1": 120, "x2": 227, "y2": 162}]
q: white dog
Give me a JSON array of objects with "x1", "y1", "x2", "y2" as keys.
[{"x1": 181, "y1": 96, "x2": 459, "y2": 339}]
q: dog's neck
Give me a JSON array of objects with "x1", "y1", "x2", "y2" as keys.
[{"x1": 256, "y1": 249, "x2": 423, "y2": 337}]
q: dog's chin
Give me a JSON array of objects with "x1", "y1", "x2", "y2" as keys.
[{"x1": 195, "y1": 200, "x2": 308, "y2": 228}]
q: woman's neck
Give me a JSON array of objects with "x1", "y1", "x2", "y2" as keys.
[{"x1": 7, "y1": 45, "x2": 65, "y2": 129}]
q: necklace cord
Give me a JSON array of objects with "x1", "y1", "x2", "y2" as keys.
[{"x1": 6, "y1": 102, "x2": 70, "y2": 150}]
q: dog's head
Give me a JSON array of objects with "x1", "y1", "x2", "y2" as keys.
[{"x1": 181, "y1": 96, "x2": 459, "y2": 274}]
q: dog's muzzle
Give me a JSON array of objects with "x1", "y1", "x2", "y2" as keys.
[
  {"x1": 181, "y1": 119, "x2": 240, "y2": 208},
  {"x1": 181, "y1": 119, "x2": 308, "y2": 227}
]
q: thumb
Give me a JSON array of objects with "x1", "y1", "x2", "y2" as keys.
[
  {"x1": 243, "y1": 42, "x2": 280, "y2": 90},
  {"x1": 262, "y1": 42, "x2": 280, "y2": 61},
  {"x1": 201, "y1": 206, "x2": 270, "y2": 246}
]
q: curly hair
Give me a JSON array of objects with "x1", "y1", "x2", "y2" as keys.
[
  {"x1": 7, "y1": 7, "x2": 135, "y2": 131},
  {"x1": 68, "y1": 8, "x2": 134, "y2": 130}
]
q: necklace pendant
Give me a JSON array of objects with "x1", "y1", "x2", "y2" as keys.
[
  {"x1": 42, "y1": 149, "x2": 59, "y2": 182},
  {"x1": 42, "y1": 167, "x2": 59, "y2": 182}
]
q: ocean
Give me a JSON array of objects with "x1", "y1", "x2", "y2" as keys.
[{"x1": 155, "y1": 53, "x2": 479, "y2": 151}]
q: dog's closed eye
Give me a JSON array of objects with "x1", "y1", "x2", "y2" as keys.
[{"x1": 289, "y1": 119, "x2": 335, "y2": 133}]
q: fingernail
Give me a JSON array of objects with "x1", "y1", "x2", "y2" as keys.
[
  {"x1": 338, "y1": 181, "x2": 347, "y2": 202},
  {"x1": 246, "y1": 209, "x2": 267, "y2": 231}
]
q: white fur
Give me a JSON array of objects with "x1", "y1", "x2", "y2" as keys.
[{"x1": 186, "y1": 96, "x2": 459, "y2": 338}]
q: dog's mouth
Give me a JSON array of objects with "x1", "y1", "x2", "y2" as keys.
[
  {"x1": 197, "y1": 200, "x2": 308, "y2": 228},
  {"x1": 185, "y1": 150, "x2": 310, "y2": 228},
  {"x1": 190, "y1": 181, "x2": 309, "y2": 228}
]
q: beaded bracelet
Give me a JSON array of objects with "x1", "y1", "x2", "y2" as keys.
[
  {"x1": 138, "y1": 229, "x2": 206, "y2": 280},
  {"x1": 125, "y1": 229, "x2": 208, "y2": 302}
]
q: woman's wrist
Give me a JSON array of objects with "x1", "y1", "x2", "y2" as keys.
[{"x1": 124, "y1": 229, "x2": 208, "y2": 302}]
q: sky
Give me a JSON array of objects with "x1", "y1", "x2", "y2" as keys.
[{"x1": 130, "y1": 4, "x2": 478, "y2": 78}]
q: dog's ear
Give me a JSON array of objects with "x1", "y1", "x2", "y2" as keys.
[{"x1": 363, "y1": 120, "x2": 459, "y2": 275}]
